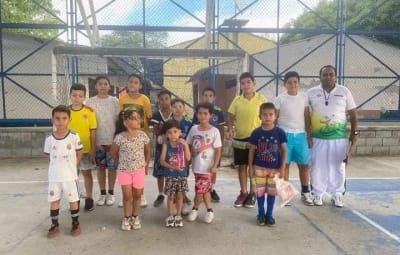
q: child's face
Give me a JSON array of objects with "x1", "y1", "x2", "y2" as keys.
[
  {"x1": 172, "y1": 102, "x2": 185, "y2": 118},
  {"x1": 166, "y1": 127, "x2": 181, "y2": 142},
  {"x1": 260, "y1": 108, "x2": 277, "y2": 126},
  {"x1": 202, "y1": 90, "x2": 215, "y2": 104},
  {"x1": 285, "y1": 77, "x2": 299, "y2": 95},
  {"x1": 159, "y1": 94, "x2": 171, "y2": 109},
  {"x1": 240, "y1": 77, "x2": 256, "y2": 95},
  {"x1": 95, "y1": 78, "x2": 111, "y2": 95},
  {"x1": 52, "y1": 112, "x2": 70, "y2": 131},
  {"x1": 70, "y1": 90, "x2": 85, "y2": 106},
  {"x1": 196, "y1": 107, "x2": 211, "y2": 124},
  {"x1": 126, "y1": 77, "x2": 142, "y2": 93},
  {"x1": 124, "y1": 112, "x2": 141, "y2": 129}
]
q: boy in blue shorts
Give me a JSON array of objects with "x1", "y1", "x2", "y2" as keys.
[
  {"x1": 276, "y1": 71, "x2": 313, "y2": 205},
  {"x1": 192, "y1": 87, "x2": 225, "y2": 202},
  {"x1": 249, "y1": 103, "x2": 287, "y2": 226}
]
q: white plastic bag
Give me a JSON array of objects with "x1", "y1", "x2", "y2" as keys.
[{"x1": 274, "y1": 175, "x2": 299, "y2": 207}]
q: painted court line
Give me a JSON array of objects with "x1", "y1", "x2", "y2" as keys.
[{"x1": 350, "y1": 208, "x2": 400, "y2": 244}]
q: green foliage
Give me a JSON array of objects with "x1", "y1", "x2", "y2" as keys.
[
  {"x1": 281, "y1": 0, "x2": 400, "y2": 47},
  {"x1": 100, "y1": 30, "x2": 167, "y2": 48},
  {"x1": 1, "y1": 0, "x2": 60, "y2": 39}
]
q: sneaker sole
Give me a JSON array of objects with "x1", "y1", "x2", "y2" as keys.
[
  {"x1": 302, "y1": 200, "x2": 314, "y2": 206},
  {"x1": 244, "y1": 204, "x2": 255, "y2": 208},
  {"x1": 331, "y1": 199, "x2": 343, "y2": 207},
  {"x1": 234, "y1": 203, "x2": 244, "y2": 208}
]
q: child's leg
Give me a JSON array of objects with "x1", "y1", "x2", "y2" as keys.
[
  {"x1": 175, "y1": 192, "x2": 183, "y2": 216},
  {"x1": 82, "y1": 170, "x2": 93, "y2": 198},
  {"x1": 283, "y1": 164, "x2": 290, "y2": 182},
  {"x1": 238, "y1": 164, "x2": 248, "y2": 193},
  {"x1": 157, "y1": 177, "x2": 165, "y2": 193},
  {"x1": 69, "y1": 201, "x2": 81, "y2": 236},
  {"x1": 98, "y1": 169, "x2": 106, "y2": 194},
  {"x1": 203, "y1": 192, "x2": 212, "y2": 210},
  {"x1": 132, "y1": 188, "x2": 142, "y2": 217},
  {"x1": 50, "y1": 200, "x2": 61, "y2": 225},
  {"x1": 167, "y1": 194, "x2": 175, "y2": 216},
  {"x1": 298, "y1": 164, "x2": 311, "y2": 193},
  {"x1": 121, "y1": 185, "x2": 133, "y2": 217},
  {"x1": 108, "y1": 170, "x2": 117, "y2": 193},
  {"x1": 266, "y1": 195, "x2": 276, "y2": 218}
]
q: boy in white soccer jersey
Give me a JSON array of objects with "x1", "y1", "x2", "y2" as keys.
[{"x1": 44, "y1": 105, "x2": 83, "y2": 238}]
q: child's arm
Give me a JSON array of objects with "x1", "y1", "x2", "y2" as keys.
[
  {"x1": 304, "y1": 106, "x2": 313, "y2": 148},
  {"x1": 210, "y1": 147, "x2": 222, "y2": 174},
  {"x1": 279, "y1": 142, "x2": 288, "y2": 178},
  {"x1": 179, "y1": 138, "x2": 191, "y2": 164},
  {"x1": 76, "y1": 150, "x2": 83, "y2": 167},
  {"x1": 110, "y1": 142, "x2": 119, "y2": 163},
  {"x1": 226, "y1": 113, "x2": 235, "y2": 140},
  {"x1": 89, "y1": 129, "x2": 96, "y2": 162},
  {"x1": 144, "y1": 142, "x2": 151, "y2": 175}
]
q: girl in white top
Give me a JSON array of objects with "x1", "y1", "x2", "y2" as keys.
[{"x1": 86, "y1": 76, "x2": 119, "y2": 206}]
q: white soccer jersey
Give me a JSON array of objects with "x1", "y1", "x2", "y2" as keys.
[
  {"x1": 276, "y1": 91, "x2": 308, "y2": 132},
  {"x1": 44, "y1": 131, "x2": 83, "y2": 182}
]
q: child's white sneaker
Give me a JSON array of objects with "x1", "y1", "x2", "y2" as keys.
[
  {"x1": 121, "y1": 217, "x2": 131, "y2": 231},
  {"x1": 131, "y1": 216, "x2": 141, "y2": 230},
  {"x1": 140, "y1": 195, "x2": 148, "y2": 208},
  {"x1": 187, "y1": 209, "x2": 198, "y2": 222},
  {"x1": 165, "y1": 215, "x2": 175, "y2": 227},
  {"x1": 106, "y1": 194, "x2": 115, "y2": 206},
  {"x1": 204, "y1": 211, "x2": 214, "y2": 223},
  {"x1": 96, "y1": 195, "x2": 106, "y2": 206},
  {"x1": 174, "y1": 215, "x2": 183, "y2": 227}
]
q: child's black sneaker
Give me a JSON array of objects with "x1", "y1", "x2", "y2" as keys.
[
  {"x1": 265, "y1": 216, "x2": 276, "y2": 226},
  {"x1": 211, "y1": 189, "x2": 220, "y2": 202},
  {"x1": 84, "y1": 198, "x2": 94, "y2": 211},
  {"x1": 244, "y1": 192, "x2": 256, "y2": 208}
]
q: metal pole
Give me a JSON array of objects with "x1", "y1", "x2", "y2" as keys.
[
  {"x1": 336, "y1": 0, "x2": 345, "y2": 85},
  {"x1": 275, "y1": 0, "x2": 280, "y2": 96},
  {"x1": 0, "y1": 0, "x2": 6, "y2": 118},
  {"x1": 67, "y1": 0, "x2": 78, "y2": 84}
]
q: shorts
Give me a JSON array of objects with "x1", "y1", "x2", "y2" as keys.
[
  {"x1": 232, "y1": 138, "x2": 250, "y2": 165},
  {"x1": 253, "y1": 166, "x2": 278, "y2": 197},
  {"x1": 117, "y1": 168, "x2": 145, "y2": 189},
  {"x1": 152, "y1": 145, "x2": 164, "y2": 178},
  {"x1": 285, "y1": 132, "x2": 310, "y2": 165},
  {"x1": 79, "y1": 154, "x2": 96, "y2": 171},
  {"x1": 95, "y1": 145, "x2": 118, "y2": 170},
  {"x1": 164, "y1": 176, "x2": 189, "y2": 196},
  {"x1": 48, "y1": 180, "x2": 80, "y2": 203},
  {"x1": 194, "y1": 173, "x2": 212, "y2": 194}
]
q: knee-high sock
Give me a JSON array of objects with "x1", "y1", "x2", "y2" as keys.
[
  {"x1": 257, "y1": 195, "x2": 265, "y2": 217},
  {"x1": 266, "y1": 195, "x2": 275, "y2": 217}
]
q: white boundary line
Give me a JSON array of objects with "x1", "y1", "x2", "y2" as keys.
[{"x1": 350, "y1": 208, "x2": 400, "y2": 244}]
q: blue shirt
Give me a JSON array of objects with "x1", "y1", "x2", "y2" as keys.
[
  {"x1": 172, "y1": 116, "x2": 192, "y2": 140},
  {"x1": 192, "y1": 105, "x2": 225, "y2": 128},
  {"x1": 248, "y1": 127, "x2": 287, "y2": 169}
]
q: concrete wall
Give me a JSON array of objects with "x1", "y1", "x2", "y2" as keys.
[{"x1": 1, "y1": 124, "x2": 400, "y2": 158}]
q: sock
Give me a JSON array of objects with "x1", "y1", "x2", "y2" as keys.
[
  {"x1": 207, "y1": 208, "x2": 213, "y2": 212},
  {"x1": 192, "y1": 207, "x2": 198, "y2": 211},
  {"x1": 266, "y1": 195, "x2": 275, "y2": 218},
  {"x1": 301, "y1": 185, "x2": 310, "y2": 193},
  {"x1": 70, "y1": 209, "x2": 79, "y2": 225},
  {"x1": 257, "y1": 195, "x2": 265, "y2": 218},
  {"x1": 108, "y1": 189, "x2": 114, "y2": 195},
  {"x1": 50, "y1": 209, "x2": 59, "y2": 226},
  {"x1": 101, "y1": 189, "x2": 106, "y2": 195}
]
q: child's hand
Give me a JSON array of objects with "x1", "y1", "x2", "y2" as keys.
[
  {"x1": 210, "y1": 166, "x2": 217, "y2": 173},
  {"x1": 177, "y1": 138, "x2": 187, "y2": 146},
  {"x1": 88, "y1": 150, "x2": 96, "y2": 163},
  {"x1": 145, "y1": 165, "x2": 149, "y2": 175}
]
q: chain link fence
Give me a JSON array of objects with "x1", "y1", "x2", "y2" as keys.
[{"x1": 1, "y1": 0, "x2": 400, "y2": 124}]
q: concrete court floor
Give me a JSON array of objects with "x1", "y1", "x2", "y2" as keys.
[{"x1": 0, "y1": 156, "x2": 399, "y2": 255}]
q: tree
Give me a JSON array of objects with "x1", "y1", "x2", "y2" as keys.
[
  {"x1": 281, "y1": 0, "x2": 400, "y2": 47},
  {"x1": 1, "y1": 0, "x2": 60, "y2": 39}
]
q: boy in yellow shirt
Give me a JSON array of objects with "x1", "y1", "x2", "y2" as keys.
[{"x1": 69, "y1": 83, "x2": 97, "y2": 211}]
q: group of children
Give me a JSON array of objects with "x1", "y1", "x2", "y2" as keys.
[
  {"x1": 45, "y1": 70, "x2": 315, "y2": 237},
  {"x1": 44, "y1": 74, "x2": 225, "y2": 237}
]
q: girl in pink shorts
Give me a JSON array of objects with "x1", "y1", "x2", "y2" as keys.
[{"x1": 111, "y1": 109, "x2": 151, "y2": 231}]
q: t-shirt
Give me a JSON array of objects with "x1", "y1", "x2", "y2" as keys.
[
  {"x1": 172, "y1": 116, "x2": 192, "y2": 140},
  {"x1": 228, "y1": 92, "x2": 267, "y2": 139},
  {"x1": 186, "y1": 125, "x2": 222, "y2": 174},
  {"x1": 163, "y1": 141, "x2": 187, "y2": 177},
  {"x1": 114, "y1": 131, "x2": 150, "y2": 171},
  {"x1": 68, "y1": 105, "x2": 97, "y2": 153},
  {"x1": 249, "y1": 127, "x2": 287, "y2": 169},
  {"x1": 192, "y1": 105, "x2": 225, "y2": 128},
  {"x1": 44, "y1": 131, "x2": 83, "y2": 182},
  {"x1": 86, "y1": 96, "x2": 119, "y2": 145},
  {"x1": 119, "y1": 94, "x2": 152, "y2": 135},
  {"x1": 307, "y1": 84, "x2": 356, "y2": 139},
  {"x1": 151, "y1": 110, "x2": 173, "y2": 149},
  {"x1": 276, "y1": 91, "x2": 308, "y2": 132}
]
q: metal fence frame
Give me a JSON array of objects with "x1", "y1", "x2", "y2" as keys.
[{"x1": 1, "y1": 0, "x2": 400, "y2": 126}]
